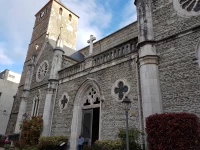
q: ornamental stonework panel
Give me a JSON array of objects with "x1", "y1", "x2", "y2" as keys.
[
  {"x1": 111, "y1": 79, "x2": 130, "y2": 102},
  {"x1": 59, "y1": 93, "x2": 69, "y2": 113}
]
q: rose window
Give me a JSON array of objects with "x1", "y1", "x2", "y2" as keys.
[
  {"x1": 36, "y1": 60, "x2": 49, "y2": 82},
  {"x1": 173, "y1": 0, "x2": 200, "y2": 17},
  {"x1": 179, "y1": 0, "x2": 200, "y2": 12}
]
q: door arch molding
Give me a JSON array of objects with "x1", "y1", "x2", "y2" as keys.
[{"x1": 69, "y1": 78, "x2": 103, "y2": 150}]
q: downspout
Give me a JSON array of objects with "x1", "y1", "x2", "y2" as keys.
[
  {"x1": 135, "y1": 54, "x2": 145, "y2": 147},
  {"x1": 50, "y1": 82, "x2": 59, "y2": 135}
]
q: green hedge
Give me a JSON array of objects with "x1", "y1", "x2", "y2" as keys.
[
  {"x1": 92, "y1": 129, "x2": 143, "y2": 150},
  {"x1": 92, "y1": 140, "x2": 123, "y2": 150},
  {"x1": 38, "y1": 136, "x2": 68, "y2": 150}
]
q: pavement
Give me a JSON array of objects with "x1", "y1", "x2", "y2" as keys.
[{"x1": 0, "y1": 148, "x2": 4, "y2": 150}]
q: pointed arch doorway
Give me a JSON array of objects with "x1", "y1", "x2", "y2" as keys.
[{"x1": 70, "y1": 79, "x2": 103, "y2": 150}]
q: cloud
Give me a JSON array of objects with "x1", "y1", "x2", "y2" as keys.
[
  {"x1": 64, "y1": 0, "x2": 112, "y2": 50},
  {"x1": 119, "y1": 0, "x2": 137, "y2": 28},
  {"x1": 0, "y1": 0, "x2": 47, "y2": 64},
  {"x1": 0, "y1": 46, "x2": 13, "y2": 65}
]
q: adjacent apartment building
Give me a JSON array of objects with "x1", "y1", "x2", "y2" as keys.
[{"x1": 0, "y1": 69, "x2": 21, "y2": 135}]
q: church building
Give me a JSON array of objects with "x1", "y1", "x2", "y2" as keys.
[{"x1": 7, "y1": 0, "x2": 200, "y2": 149}]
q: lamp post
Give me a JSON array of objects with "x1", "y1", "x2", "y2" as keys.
[{"x1": 122, "y1": 96, "x2": 131, "y2": 150}]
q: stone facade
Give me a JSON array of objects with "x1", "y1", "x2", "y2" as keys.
[
  {"x1": 0, "y1": 70, "x2": 20, "y2": 135},
  {"x1": 8, "y1": 0, "x2": 200, "y2": 149}
]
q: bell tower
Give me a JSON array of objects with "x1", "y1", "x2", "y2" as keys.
[{"x1": 12, "y1": 0, "x2": 79, "y2": 134}]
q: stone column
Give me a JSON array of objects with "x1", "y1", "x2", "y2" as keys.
[
  {"x1": 42, "y1": 82, "x2": 57, "y2": 136},
  {"x1": 14, "y1": 61, "x2": 35, "y2": 133},
  {"x1": 135, "y1": 0, "x2": 163, "y2": 126},
  {"x1": 14, "y1": 95, "x2": 27, "y2": 133},
  {"x1": 42, "y1": 44, "x2": 64, "y2": 136}
]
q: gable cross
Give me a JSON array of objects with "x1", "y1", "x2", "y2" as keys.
[
  {"x1": 61, "y1": 95, "x2": 68, "y2": 109},
  {"x1": 114, "y1": 81, "x2": 128, "y2": 100},
  {"x1": 87, "y1": 35, "x2": 96, "y2": 56}
]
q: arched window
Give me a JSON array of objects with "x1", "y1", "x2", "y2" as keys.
[
  {"x1": 69, "y1": 14, "x2": 72, "y2": 21},
  {"x1": 59, "y1": 8, "x2": 63, "y2": 15},
  {"x1": 32, "y1": 95, "x2": 40, "y2": 116}
]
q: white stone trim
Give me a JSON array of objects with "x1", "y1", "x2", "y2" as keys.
[
  {"x1": 173, "y1": 0, "x2": 200, "y2": 18},
  {"x1": 111, "y1": 79, "x2": 130, "y2": 102},
  {"x1": 59, "y1": 92, "x2": 69, "y2": 113}
]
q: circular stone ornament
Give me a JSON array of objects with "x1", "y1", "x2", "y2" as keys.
[
  {"x1": 36, "y1": 60, "x2": 49, "y2": 82},
  {"x1": 173, "y1": 0, "x2": 200, "y2": 17}
]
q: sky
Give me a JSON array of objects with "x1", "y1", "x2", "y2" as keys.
[{"x1": 0, "y1": 0, "x2": 137, "y2": 74}]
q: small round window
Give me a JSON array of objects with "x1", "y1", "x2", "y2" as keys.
[{"x1": 36, "y1": 60, "x2": 49, "y2": 82}]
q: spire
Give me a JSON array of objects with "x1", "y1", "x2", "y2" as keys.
[
  {"x1": 56, "y1": 27, "x2": 63, "y2": 49},
  {"x1": 56, "y1": 34, "x2": 63, "y2": 49}
]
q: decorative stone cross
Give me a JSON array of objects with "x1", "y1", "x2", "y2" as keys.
[
  {"x1": 114, "y1": 81, "x2": 128, "y2": 100},
  {"x1": 61, "y1": 95, "x2": 68, "y2": 109},
  {"x1": 87, "y1": 35, "x2": 96, "y2": 56}
]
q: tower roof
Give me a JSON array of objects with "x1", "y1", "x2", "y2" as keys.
[{"x1": 35, "y1": 0, "x2": 79, "y2": 18}]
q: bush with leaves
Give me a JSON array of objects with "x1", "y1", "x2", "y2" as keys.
[
  {"x1": 3, "y1": 144, "x2": 10, "y2": 150},
  {"x1": 38, "y1": 136, "x2": 68, "y2": 150},
  {"x1": 92, "y1": 128, "x2": 143, "y2": 150},
  {"x1": 118, "y1": 129, "x2": 143, "y2": 150},
  {"x1": 19, "y1": 116, "x2": 43, "y2": 148},
  {"x1": 146, "y1": 113, "x2": 200, "y2": 150}
]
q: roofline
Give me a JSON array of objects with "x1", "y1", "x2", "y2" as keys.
[
  {"x1": 35, "y1": 0, "x2": 79, "y2": 18},
  {"x1": 63, "y1": 55, "x2": 79, "y2": 62},
  {"x1": 134, "y1": 0, "x2": 137, "y2": 5},
  {"x1": 78, "y1": 21, "x2": 138, "y2": 52}
]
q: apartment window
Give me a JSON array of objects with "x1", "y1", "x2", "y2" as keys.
[
  {"x1": 9, "y1": 74, "x2": 15, "y2": 79},
  {"x1": 0, "y1": 92, "x2": 2, "y2": 99}
]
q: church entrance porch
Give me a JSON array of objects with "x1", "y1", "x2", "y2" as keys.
[
  {"x1": 69, "y1": 79, "x2": 103, "y2": 150},
  {"x1": 82, "y1": 107, "x2": 100, "y2": 145}
]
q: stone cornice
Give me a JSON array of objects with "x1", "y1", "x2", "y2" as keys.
[
  {"x1": 139, "y1": 55, "x2": 159, "y2": 67},
  {"x1": 137, "y1": 40, "x2": 156, "y2": 49}
]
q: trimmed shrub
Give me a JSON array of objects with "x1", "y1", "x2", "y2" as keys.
[
  {"x1": 92, "y1": 140, "x2": 123, "y2": 150},
  {"x1": 92, "y1": 128, "x2": 143, "y2": 150},
  {"x1": 118, "y1": 129, "x2": 143, "y2": 150},
  {"x1": 146, "y1": 113, "x2": 200, "y2": 150},
  {"x1": 20, "y1": 116, "x2": 43, "y2": 147},
  {"x1": 38, "y1": 136, "x2": 68, "y2": 150}
]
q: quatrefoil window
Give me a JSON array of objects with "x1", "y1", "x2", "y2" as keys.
[
  {"x1": 114, "y1": 81, "x2": 128, "y2": 100},
  {"x1": 112, "y1": 79, "x2": 130, "y2": 102},
  {"x1": 36, "y1": 60, "x2": 49, "y2": 82}
]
